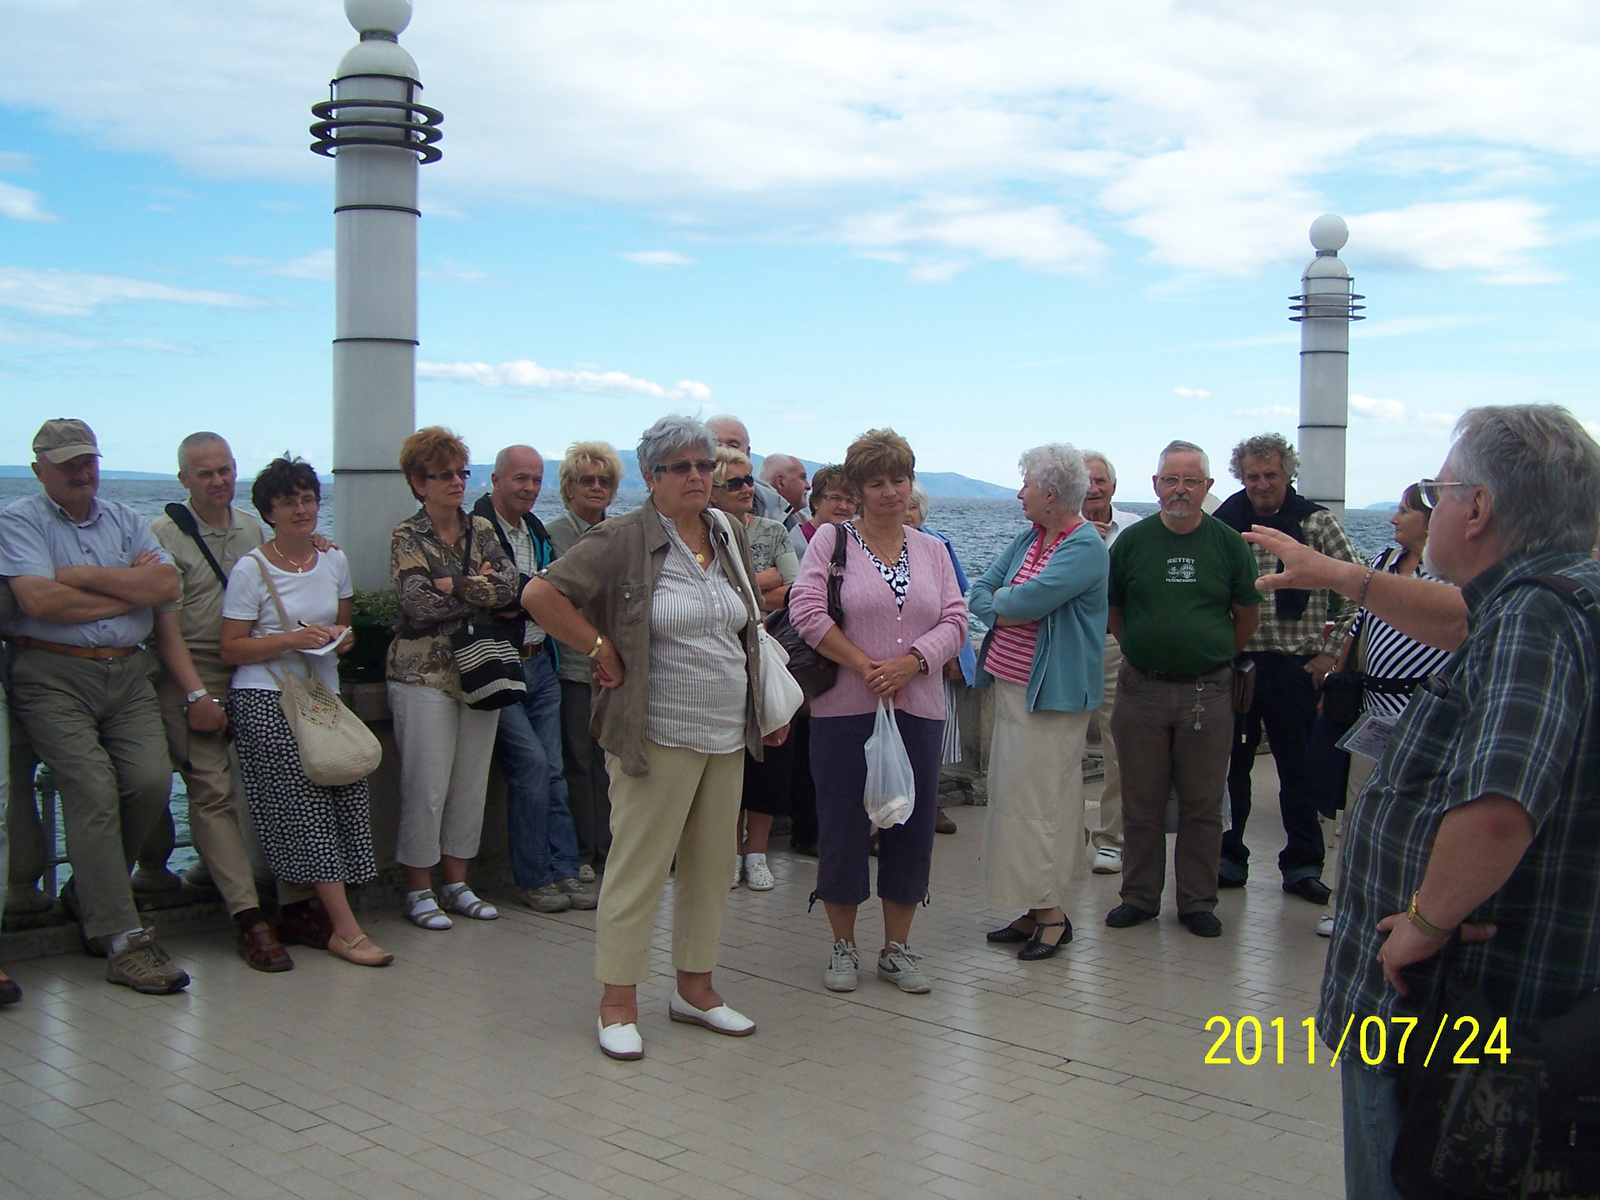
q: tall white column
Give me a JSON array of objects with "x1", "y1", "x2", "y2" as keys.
[
  {"x1": 310, "y1": 0, "x2": 443, "y2": 590},
  {"x1": 1291, "y1": 214, "x2": 1364, "y2": 523}
]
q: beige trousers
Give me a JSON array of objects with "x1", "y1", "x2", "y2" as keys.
[
  {"x1": 596, "y1": 740, "x2": 744, "y2": 985},
  {"x1": 389, "y1": 681, "x2": 500, "y2": 868},
  {"x1": 982, "y1": 681, "x2": 1092, "y2": 910},
  {"x1": 1089, "y1": 633, "x2": 1124, "y2": 850}
]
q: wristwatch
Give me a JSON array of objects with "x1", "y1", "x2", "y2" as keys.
[
  {"x1": 587, "y1": 634, "x2": 605, "y2": 659},
  {"x1": 186, "y1": 688, "x2": 209, "y2": 704},
  {"x1": 909, "y1": 648, "x2": 930, "y2": 674}
]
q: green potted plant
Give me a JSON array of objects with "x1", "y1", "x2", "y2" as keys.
[{"x1": 342, "y1": 588, "x2": 397, "y2": 683}]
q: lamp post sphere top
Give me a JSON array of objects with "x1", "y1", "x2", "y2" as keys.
[
  {"x1": 1309, "y1": 212, "x2": 1349, "y2": 254},
  {"x1": 345, "y1": 0, "x2": 411, "y2": 36}
]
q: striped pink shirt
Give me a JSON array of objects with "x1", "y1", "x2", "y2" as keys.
[{"x1": 984, "y1": 525, "x2": 1079, "y2": 685}]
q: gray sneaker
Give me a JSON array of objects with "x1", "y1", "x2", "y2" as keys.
[
  {"x1": 519, "y1": 883, "x2": 572, "y2": 913},
  {"x1": 106, "y1": 930, "x2": 190, "y2": 994},
  {"x1": 577, "y1": 864, "x2": 597, "y2": 884},
  {"x1": 555, "y1": 878, "x2": 598, "y2": 911},
  {"x1": 824, "y1": 938, "x2": 859, "y2": 992},
  {"x1": 876, "y1": 941, "x2": 931, "y2": 994}
]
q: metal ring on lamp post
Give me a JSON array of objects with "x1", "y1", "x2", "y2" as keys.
[{"x1": 310, "y1": 90, "x2": 443, "y2": 163}]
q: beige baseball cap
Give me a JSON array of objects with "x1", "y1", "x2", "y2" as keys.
[{"x1": 32, "y1": 419, "x2": 102, "y2": 464}]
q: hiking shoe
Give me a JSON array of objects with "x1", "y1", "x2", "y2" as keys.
[
  {"x1": 106, "y1": 931, "x2": 190, "y2": 994},
  {"x1": 876, "y1": 942, "x2": 931, "y2": 994},
  {"x1": 519, "y1": 883, "x2": 572, "y2": 913},
  {"x1": 1179, "y1": 910, "x2": 1223, "y2": 938},
  {"x1": 555, "y1": 878, "x2": 598, "y2": 911},
  {"x1": 824, "y1": 939, "x2": 859, "y2": 992},
  {"x1": 743, "y1": 854, "x2": 775, "y2": 891}
]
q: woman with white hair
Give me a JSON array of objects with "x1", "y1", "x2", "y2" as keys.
[
  {"x1": 522, "y1": 415, "x2": 789, "y2": 1060},
  {"x1": 968, "y1": 444, "x2": 1108, "y2": 961}
]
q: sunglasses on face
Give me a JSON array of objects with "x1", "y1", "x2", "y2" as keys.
[
  {"x1": 576, "y1": 474, "x2": 614, "y2": 488},
  {"x1": 424, "y1": 468, "x2": 471, "y2": 482},
  {"x1": 658, "y1": 459, "x2": 716, "y2": 477},
  {"x1": 714, "y1": 475, "x2": 756, "y2": 491}
]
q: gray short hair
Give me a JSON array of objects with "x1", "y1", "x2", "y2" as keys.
[
  {"x1": 1159, "y1": 440, "x2": 1211, "y2": 478},
  {"x1": 177, "y1": 431, "x2": 229, "y2": 473},
  {"x1": 637, "y1": 415, "x2": 717, "y2": 480},
  {"x1": 908, "y1": 480, "x2": 932, "y2": 520},
  {"x1": 1446, "y1": 404, "x2": 1600, "y2": 557},
  {"x1": 1081, "y1": 450, "x2": 1116, "y2": 486},
  {"x1": 1019, "y1": 444, "x2": 1090, "y2": 513},
  {"x1": 706, "y1": 414, "x2": 750, "y2": 448},
  {"x1": 493, "y1": 444, "x2": 540, "y2": 474},
  {"x1": 757, "y1": 454, "x2": 800, "y2": 485},
  {"x1": 1230, "y1": 433, "x2": 1299, "y2": 481}
]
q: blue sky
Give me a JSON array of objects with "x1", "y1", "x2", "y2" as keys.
[{"x1": 2, "y1": 1, "x2": 1597, "y2": 506}]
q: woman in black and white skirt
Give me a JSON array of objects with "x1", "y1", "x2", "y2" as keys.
[{"x1": 220, "y1": 456, "x2": 390, "y2": 968}]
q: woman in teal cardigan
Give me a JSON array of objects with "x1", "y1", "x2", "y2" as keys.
[{"x1": 968, "y1": 444, "x2": 1108, "y2": 960}]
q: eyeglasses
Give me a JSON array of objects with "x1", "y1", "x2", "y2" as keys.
[
  {"x1": 714, "y1": 475, "x2": 756, "y2": 491},
  {"x1": 576, "y1": 474, "x2": 614, "y2": 488},
  {"x1": 272, "y1": 494, "x2": 320, "y2": 512},
  {"x1": 1417, "y1": 478, "x2": 1473, "y2": 509},
  {"x1": 657, "y1": 459, "x2": 716, "y2": 477},
  {"x1": 424, "y1": 468, "x2": 471, "y2": 482},
  {"x1": 816, "y1": 492, "x2": 853, "y2": 505},
  {"x1": 1157, "y1": 476, "x2": 1207, "y2": 490}
]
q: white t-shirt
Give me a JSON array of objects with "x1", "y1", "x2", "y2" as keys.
[{"x1": 221, "y1": 548, "x2": 354, "y2": 693}]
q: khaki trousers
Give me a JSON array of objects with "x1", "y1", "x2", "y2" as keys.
[
  {"x1": 4, "y1": 647, "x2": 171, "y2": 939},
  {"x1": 389, "y1": 681, "x2": 500, "y2": 868},
  {"x1": 157, "y1": 652, "x2": 307, "y2": 914},
  {"x1": 596, "y1": 741, "x2": 744, "y2": 985},
  {"x1": 1089, "y1": 633, "x2": 1124, "y2": 850}
]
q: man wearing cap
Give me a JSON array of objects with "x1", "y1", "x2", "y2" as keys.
[{"x1": 0, "y1": 419, "x2": 189, "y2": 993}]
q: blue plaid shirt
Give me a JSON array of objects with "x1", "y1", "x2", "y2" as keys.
[{"x1": 1319, "y1": 549, "x2": 1600, "y2": 1069}]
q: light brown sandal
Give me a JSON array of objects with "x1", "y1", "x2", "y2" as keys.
[{"x1": 328, "y1": 933, "x2": 394, "y2": 967}]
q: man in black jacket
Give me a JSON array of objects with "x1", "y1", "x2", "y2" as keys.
[{"x1": 474, "y1": 446, "x2": 593, "y2": 914}]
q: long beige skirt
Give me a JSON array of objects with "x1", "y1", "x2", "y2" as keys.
[{"x1": 981, "y1": 680, "x2": 1092, "y2": 909}]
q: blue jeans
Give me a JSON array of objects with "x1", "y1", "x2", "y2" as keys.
[
  {"x1": 496, "y1": 652, "x2": 580, "y2": 889},
  {"x1": 1341, "y1": 1059, "x2": 1404, "y2": 1200}
]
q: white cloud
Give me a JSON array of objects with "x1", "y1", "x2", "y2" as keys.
[
  {"x1": 0, "y1": 181, "x2": 59, "y2": 223},
  {"x1": 1173, "y1": 386, "x2": 1211, "y2": 399},
  {"x1": 0, "y1": 267, "x2": 260, "y2": 318},
  {"x1": 621, "y1": 251, "x2": 694, "y2": 268},
  {"x1": 1351, "y1": 393, "x2": 1459, "y2": 431},
  {"x1": 1238, "y1": 405, "x2": 1296, "y2": 418},
  {"x1": 418, "y1": 359, "x2": 712, "y2": 402},
  {"x1": 840, "y1": 199, "x2": 1106, "y2": 277},
  {"x1": 1351, "y1": 200, "x2": 1557, "y2": 284},
  {"x1": 219, "y1": 249, "x2": 334, "y2": 281}
]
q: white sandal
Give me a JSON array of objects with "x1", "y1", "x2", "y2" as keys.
[
  {"x1": 439, "y1": 883, "x2": 498, "y2": 921},
  {"x1": 405, "y1": 889, "x2": 453, "y2": 930}
]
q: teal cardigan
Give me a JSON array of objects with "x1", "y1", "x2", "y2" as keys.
[{"x1": 968, "y1": 522, "x2": 1108, "y2": 713}]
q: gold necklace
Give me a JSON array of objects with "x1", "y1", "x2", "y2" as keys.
[{"x1": 268, "y1": 541, "x2": 316, "y2": 572}]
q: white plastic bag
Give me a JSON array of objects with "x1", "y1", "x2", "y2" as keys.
[{"x1": 863, "y1": 699, "x2": 916, "y2": 829}]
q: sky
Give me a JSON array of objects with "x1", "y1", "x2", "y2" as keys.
[{"x1": 2, "y1": 0, "x2": 1597, "y2": 506}]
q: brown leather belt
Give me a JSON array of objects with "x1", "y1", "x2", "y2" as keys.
[{"x1": 5, "y1": 636, "x2": 138, "y2": 661}]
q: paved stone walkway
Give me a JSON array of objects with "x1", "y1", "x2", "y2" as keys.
[{"x1": 0, "y1": 757, "x2": 1342, "y2": 1199}]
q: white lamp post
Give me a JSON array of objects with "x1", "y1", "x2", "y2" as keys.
[
  {"x1": 310, "y1": 0, "x2": 443, "y2": 589},
  {"x1": 1289, "y1": 213, "x2": 1364, "y2": 523}
]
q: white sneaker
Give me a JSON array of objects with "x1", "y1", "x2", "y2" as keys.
[
  {"x1": 824, "y1": 939, "x2": 859, "y2": 991},
  {"x1": 731, "y1": 855, "x2": 743, "y2": 889},
  {"x1": 743, "y1": 854, "x2": 774, "y2": 891},
  {"x1": 1092, "y1": 846, "x2": 1123, "y2": 874},
  {"x1": 1317, "y1": 914, "x2": 1335, "y2": 938}
]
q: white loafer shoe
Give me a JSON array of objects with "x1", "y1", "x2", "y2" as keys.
[
  {"x1": 597, "y1": 1017, "x2": 644, "y2": 1060},
  {"x1": 669, "y1": 994, "x2": 756, "y2": 1037}
]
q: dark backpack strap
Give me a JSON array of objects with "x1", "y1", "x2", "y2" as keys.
[{"x1": 164, "y1": 502, "x2": 229, "y2": 587}]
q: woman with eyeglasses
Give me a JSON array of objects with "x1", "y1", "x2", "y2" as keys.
[
  {"x1": 710, "y1": 446, "x2": 800, "y2": 891},
  {"x1": 523, "y1": 415, "x2": 789, "y2": 1061},
  {"x1": 387, "y1": 427, "x2": 519, "y2": 932},
  {"x1": 548, "y1": 441, "x2": 625, "y2": 880},
  {"x1": 791, "y1": 465, "x2": 858, "y2": 561},
  {"x1": 220, "y1": 457, "x2": 389, "y2": 966}
]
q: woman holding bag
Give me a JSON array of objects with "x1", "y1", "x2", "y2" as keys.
[
  {"x1": 221, "y1": 457, "x2": 390, "y2": 968},
  {"x1": 387, "y1": 427, "x2": 519, "y2": 932},
  {"x1": 788, "y1": 429, "x2": 968, "y2": 995}
]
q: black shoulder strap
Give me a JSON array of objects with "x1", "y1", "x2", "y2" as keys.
[{"x1": 164, "y1": 502, "x2": 228, "y2": 587}]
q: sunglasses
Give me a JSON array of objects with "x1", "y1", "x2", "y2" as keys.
[
  {"x1": 714, "y1": 475, "x2": 756, "y2": 491},
  {"x1": 657, "y1": 459, "x2": 716, "y2": 477},
  {"x1": 576, "y1": 474, "x2": 614, "y2": 488},
  {"x1": 424, "y1": 468, "x2": 471, "y2": 482}
]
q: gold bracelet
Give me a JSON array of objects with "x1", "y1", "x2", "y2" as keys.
[
  {"x1": 1407, "y1": 891, "x2": 1454, "y2": 940},
  {"x1": 587, "y1": 634, "x2": 605, "y2": 659}
]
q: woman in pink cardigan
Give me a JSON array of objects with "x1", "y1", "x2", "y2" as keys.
[{"x1": 789, "y1": 429, "x2": 968, "y2": 995}]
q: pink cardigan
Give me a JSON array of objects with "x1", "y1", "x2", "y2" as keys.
[{"x1": 789, "y1": 522, "x2": 969, "y2": 720}]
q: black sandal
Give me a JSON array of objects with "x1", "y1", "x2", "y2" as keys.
[
  {"x1": 1017, "y1": 918, "x2": 1072, "y2": 961},
  {"x1": 985, "y1": 915, "x2": 1036, "y2": 944}
]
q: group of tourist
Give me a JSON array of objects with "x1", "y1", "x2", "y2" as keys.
[{"x1": 3, "y1": 404, "x2": 1598, "y2": 1198}]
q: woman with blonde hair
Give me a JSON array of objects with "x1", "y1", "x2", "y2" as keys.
[
  {"x1": 548, "y1": 440, "x2": 625, "y2": 878},
  {"x1": 387, "y1": 427, "x2": 519, "y2": 931}
]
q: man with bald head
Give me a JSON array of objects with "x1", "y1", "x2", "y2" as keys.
[
  {"x1": 707, "y1": 414, "x2": 793, "y2": 527},
  {"x1": 474, "y1": 445, "x2": 591, "y2": 913},
  {"x1": 759, "y1": 454, "x2": 809, "y2": 531}
]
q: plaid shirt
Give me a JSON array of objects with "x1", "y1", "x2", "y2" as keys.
[
  {"x1": 1243, "y1": 508, "x2": 1362, "y2": 656},
  {"x1": 1319, "y1": 550, "x2": 1600, "y2": 1069}
]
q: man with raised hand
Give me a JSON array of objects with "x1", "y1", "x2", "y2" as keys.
[
  {"x1": 0, "y1": 419, "x2": 187, "y2": 993},
  {"x1": 1079, "y1": 450, "x2": 1143, "y2": 875},
  {"x1": 1104, "y1": 441, "x2": 1260, "y2": 939}
]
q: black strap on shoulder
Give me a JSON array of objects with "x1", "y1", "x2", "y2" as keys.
[{"x1": 164, "y1": 502, "x2": 228, "y2": 587}]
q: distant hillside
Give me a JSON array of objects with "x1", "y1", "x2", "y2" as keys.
[{"x1": 0, "y1": 466, "x2": 172, "y2": 480}]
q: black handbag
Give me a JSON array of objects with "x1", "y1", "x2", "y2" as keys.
[
  {"x1": 445, "y1": 523, "x2": 526, "y2": 711},
  {"x1": 764, "y1": 523, "x2": 849, "y2": 698}
]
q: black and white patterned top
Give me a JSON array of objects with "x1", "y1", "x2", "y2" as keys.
[
  {"x1": 844, "y1": 521, "x2": 909, "y2": 609},
  {"x1": 1352, "y1": 548, "x2": 1454, "y2": 719}
]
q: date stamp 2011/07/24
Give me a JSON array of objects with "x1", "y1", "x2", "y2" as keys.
[{"x1": 1202, "y1": 1014, "x2": 1511, "y2": 1066}]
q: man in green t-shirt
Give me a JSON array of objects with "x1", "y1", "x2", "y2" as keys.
[{"x1": 1104, "y1": 440, "x2": 1261, "y2": 938}]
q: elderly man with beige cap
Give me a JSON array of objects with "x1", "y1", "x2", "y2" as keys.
[{"x1": 0, "y1": 419, "x2": 189, "y2": 993}]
